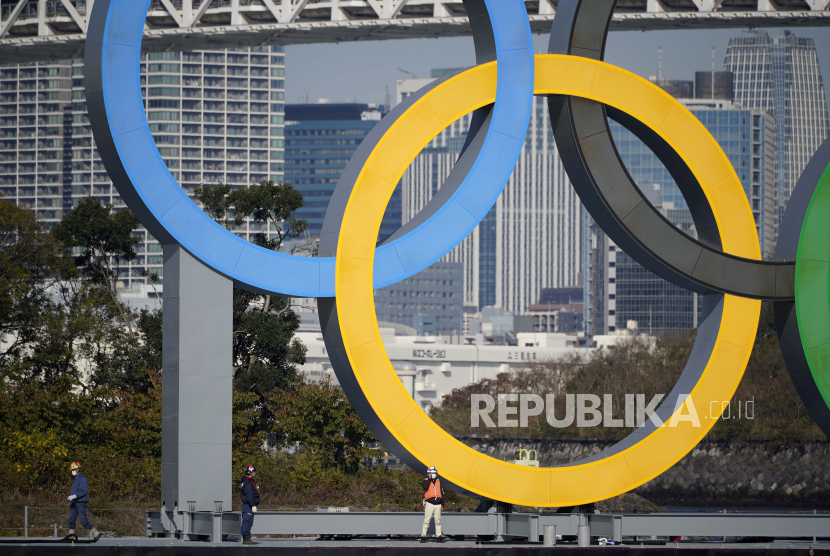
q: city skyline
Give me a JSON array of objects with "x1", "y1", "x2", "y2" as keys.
[
  {"x1": 399, "y1": 94, "x2": 584, "y2": 316},
  {"x1": 284, "y1": 27, "x2": 830, "y2": 109},
  {"x1": 1, "y1": 26, "x2": 827, "y2": 327}
]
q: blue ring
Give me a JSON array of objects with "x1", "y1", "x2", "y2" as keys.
[{"x1": 85, "y1": 0, "x2": 533, "y2": 297}]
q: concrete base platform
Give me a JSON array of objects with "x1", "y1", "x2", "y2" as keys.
[{"x1": 1, "y1": 537, "x2": 830, "y2": 554}]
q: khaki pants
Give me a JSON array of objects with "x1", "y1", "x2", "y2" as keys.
[{"x1": 422, "y1": 502, "x2": 442, "y2": 536}]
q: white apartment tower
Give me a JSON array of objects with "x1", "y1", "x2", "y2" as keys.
[{"x1": 0, "y1": 47, "x2": 286, "y2": 291}]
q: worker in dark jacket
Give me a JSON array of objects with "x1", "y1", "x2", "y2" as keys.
[
  {"x1": 240, "y1": 464, "x2": 260, "y2": 545},
  {"x1": 66, "y1": 462, "x2": 100, "y2": 541},
  {"x1": 421, "y1": 465, "x2": 445, "y2": 542}
]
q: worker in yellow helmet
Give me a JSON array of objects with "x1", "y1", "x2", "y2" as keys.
[{"x1": 65, "y1": 462, "x2": 101, "y2": 541}]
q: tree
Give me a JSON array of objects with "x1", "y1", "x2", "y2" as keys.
[
  {"x1": 0, "y1": 199, "x2": 77, "y2": 382},
  {"x1": 231, "y1": 180, "x2": 310, "y2": 252},
  {"x1": 269, "y1": 377, "x2": 377, "y2": 473},
  {"x1": 192, "y1": 181, "x2": 309, "y2": 395},
  {"x1": 192, "y1": 183, "x2": 242, "y2": 231},
  {"x1": 53, "y1": 197, "x2": 141, "y2": 341}
]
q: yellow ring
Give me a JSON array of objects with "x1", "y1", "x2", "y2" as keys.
[{"x1": 334, "y1": 55, "x2": 761, "y2": 506}]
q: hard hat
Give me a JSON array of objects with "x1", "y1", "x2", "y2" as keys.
[
  {"x1": 245, "y1": 464, "x2": 256, "y2": 475},
  {"x1": 427, "y1": 466, "x2": 437, "y2": 474},
  {"x1": 70, "y1": 462, "x2": 80, "y2": 471}
]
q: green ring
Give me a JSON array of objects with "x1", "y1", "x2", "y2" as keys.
[{"x1": 795, "y1": 162, "x2": 830, "y2": 411}]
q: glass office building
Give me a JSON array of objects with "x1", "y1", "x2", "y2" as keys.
[
  {"x1": 373, "y1": 261, "x2": 464, "y2": 336},
  {"x1": 0, "y1": 47, "x2": 286, "y2": 291},
  {"x1": 283, "y1": 102, "x2": 400, "y2": 241},
  {"x1": 587, "y1": 209, "x2": 700, "y2": 338},
  {"x1": 584, "y1": 101, "x2": 775, "y2": 336},
  {"x1": 723, "y1": 30, "x2": 829, "y2": 239},
  {"x1": 399, "y1": 91, "x2": 584, "y2": 315},
  {"x1": 621, "y1": 100, "x2": 776, "y2": 256}
]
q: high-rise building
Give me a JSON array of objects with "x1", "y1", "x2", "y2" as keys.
[
  {"x1": 0, "y1": 47, "x2": 287, "y2": 291},
  {"x1": 373, "y1": 261, "x2": 464, "y2": 336},
  {"x1": 723, "y1": 30, "x2": 829, "y2": 239},
  {"x1": 584, "y1": 100, "x2": 776, "y2": 336},
  {"x1": 695, "y1": 71, "x2": 734, "y2": 101},
  {"x1": 585, "y1": 207, "x2": 700, "y2": 338},
  {"x1": 400, "y1": 91, "x2": 583, "y2": 315},
  {"x1": 283, "y1": 102, "x2": 400, "y2": 240}
]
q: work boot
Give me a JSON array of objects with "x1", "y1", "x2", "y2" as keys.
[
  {"x1": 64, "y1": 529, "x2": 78, "y2": 542},
  {"x1": 420, "y1": 536, "x2": 427, "y2": 543},
  {"x1": 243, "y1": 535, "x2": 258, "y2": 545},
  {"x1": 91, "y1": 528, "x2": 101, "y2": 541},
  {"x1": 437, "y1": 536, "x2": 446, "y2": 543}
]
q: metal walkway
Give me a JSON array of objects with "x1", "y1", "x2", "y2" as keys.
[
  {"x1": 146, "y1": 509, "x2": 830, "y2": 544},
  {"x1": 1, "y1": 536, "x2": 830, "y2": 554}
]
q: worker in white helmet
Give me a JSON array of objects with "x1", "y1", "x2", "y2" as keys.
[{"x1": 420, "y1": 465, "x2": 445, "y2": 543}]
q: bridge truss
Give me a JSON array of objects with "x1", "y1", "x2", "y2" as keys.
[{"x1": 0, "y1": 0, "x2": 829, "y2": 63}]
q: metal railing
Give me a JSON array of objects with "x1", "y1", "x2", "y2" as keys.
[{"x1": 1, "y1": 505, "x2": 150, "y2": 538}]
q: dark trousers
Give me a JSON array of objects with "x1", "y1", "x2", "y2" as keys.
[
  {"x1": 241, "y1": 504, "x2": 254, "y2": 536},
  {"x1": 68, "y1": 502, "x2": 93, "y2": 530}
]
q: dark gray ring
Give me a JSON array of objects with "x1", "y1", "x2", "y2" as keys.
[
  {"x1": 548, "y1": 0, "x2": 794, "y2": 301},
  {"x1": 547, "y1": 0, "x2": 735, "y2": 474}
]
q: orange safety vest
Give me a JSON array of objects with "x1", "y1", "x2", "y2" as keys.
[{"x1": 424, "y1": 478, "x2": 442, "y2": 501}]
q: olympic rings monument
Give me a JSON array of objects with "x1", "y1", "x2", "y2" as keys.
[{"x1": 85, "y1": 0, "x2": 830, "y2": 542}]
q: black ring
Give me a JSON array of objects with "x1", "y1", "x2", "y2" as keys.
[{"x1": 548, "y1": 0, "x2": 794, "y2": 301}]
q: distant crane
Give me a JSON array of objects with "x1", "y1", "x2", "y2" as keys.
[{"x1": 397, "y1": 67, "x2": 419, "y2": 79}]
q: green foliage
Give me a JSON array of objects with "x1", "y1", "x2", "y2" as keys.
[
  {"x1": 250, "y1": 457, "x2": 475, "y2": 512},
  {"x1": 79, "y1": 306, "x2": 163, "y2": 392},
  {"x1": 2, "y1": 429, "x2": 68, "y2": 490},
  {"x1": 52, "y1": 197, "x2": 140, "y2": 290},
  {"x1": 232, "y1": 292, "x2": 306, "y2": 395},
  {"x1": 433, "y1": 311, "x2": 826, "y2": 442},
  {"x1": 0, "y1": 188, "x2": 402, "y2": 522},
  {"x1": 191, "y1": 183, "x2": 241, "y2": 230},
  {"x1": 193, "y1": 180, "x2": 310, "y2": 249},
  {"x1": 269, "y1": 377, "x2": 377, "y2": 473},
  {"x1": 0, "y1": 199, "x2": 77, "y2": 382},
  {"x1": 230, "y1": 180, "x2": 309, "y2": 250},
  {"x1": 193, "y1": 181, "x2": 309, "y2": 395}
]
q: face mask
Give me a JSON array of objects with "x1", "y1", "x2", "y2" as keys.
[{"x1": 71, "y1": 470, "x2": 78, "y2": 477}]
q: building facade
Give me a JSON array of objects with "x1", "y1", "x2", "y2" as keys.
[
  {"x1": 695, "y1": 71, "x2": 734, "y2": 101},
  {"x1": 373, "y1": 261, "x2": 464, "y2": 336},
  {"x1": 0, "y1": 47, "x2": 287, "y2": 291},
  {"x1": 399, "y1": 90, "x2": 584, "y2": 315},
  {"x1": 284, "y1": 102, "x2": 401, "y2": 240},
  {"x1": 296, "y1": 327, "x2": 584, "y2": 413},
  {"x1": 723, "y1": 30, "x2": 829, "y2": 239},
  {"x1": 585, "y1": 102, "x2": 775, "y2": 337}
]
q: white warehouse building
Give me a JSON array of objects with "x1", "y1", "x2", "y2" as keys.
[{"x1": 295, "y1": 327, "x2": 584, "y2": 412}]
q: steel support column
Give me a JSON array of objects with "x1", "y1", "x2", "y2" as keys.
[{"x1": 161, "y1": 245, "x2": 233, "y2": 538}]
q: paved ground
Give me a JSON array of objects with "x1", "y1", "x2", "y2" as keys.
[{"x1": 2, "y1": 536, "x2": 830, "y2": 551}]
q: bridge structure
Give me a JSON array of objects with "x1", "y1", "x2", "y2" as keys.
[{"x1": 0, "y1": 0, "x2": 829, "y2": 63}]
